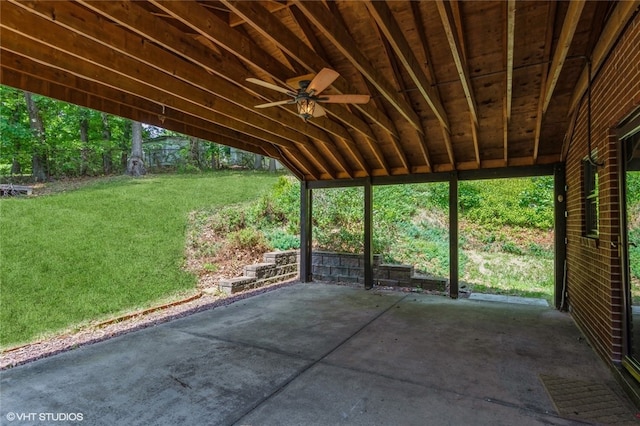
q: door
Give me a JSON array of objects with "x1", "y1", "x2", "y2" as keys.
[{"x1": 620, "y1": 112, "x2": 640, "y2": 378}]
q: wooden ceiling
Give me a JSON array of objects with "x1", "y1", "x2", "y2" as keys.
[{"x1": 1, "y1": 1, "x2": 637, "y2": 181}]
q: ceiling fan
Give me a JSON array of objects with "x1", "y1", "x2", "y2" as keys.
[{"x1": 246, "y1": 68, "x2": 370, "y2": 121}]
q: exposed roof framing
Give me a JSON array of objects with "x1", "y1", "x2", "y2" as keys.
[{"x1": 1, "y1": 0, "x2": 636, "y2": 182}]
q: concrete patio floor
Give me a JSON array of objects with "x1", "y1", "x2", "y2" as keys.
[{"x1": 1, "y1": 282, "x2": 638, "y2": 425}]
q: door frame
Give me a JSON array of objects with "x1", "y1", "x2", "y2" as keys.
[{"x1": 617, "y1": 108, "x2": 640, "y2": 377}]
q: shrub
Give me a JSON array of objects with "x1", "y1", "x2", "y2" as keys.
[
  {"x1": 265, "y1": 229, "x2": 300, "y2": 250},
  {"x1": 228, "y1": 228, "x2": 268, "y2": 251}
]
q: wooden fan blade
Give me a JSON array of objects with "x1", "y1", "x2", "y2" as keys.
[
  {"x1": 307, "y1": 68, "x2": 339, "y2": 95},
  {"x1": 318, "y1": 94, "x2": 370, "y2": 104},
  {"x1": 246, "y1": 78, "x2": 295, "y2": 96},
  {"x1": 312, "y1": 104, "x2": 326, "y2": 117},
  {"x1": 254, "y1": 100, "x2": 293, "y2": 108}
]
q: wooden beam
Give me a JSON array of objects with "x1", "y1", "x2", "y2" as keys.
[
  {"x1": 435, "y1": 0, "x2": 478, "y2": 127},
  {"x1": 147, "y1": 0, "x2": 374, "y2": 153},
  {"x1": 533, "y1": 1, "x2": 557, "y2": 163},
  {"x1": 366, "y1": 0, "x2": 450, "y2": 132},
  {"x1": 364, "y1": 179, "x2": 373, "y2": 290},
  {"x1": 504, "y1": 0, "x2": 516, "y2": 163},
  {"x1": 542, "y1": 0, "x2": 585, "y2": 116},
  {"x1": 568, "y1": 0, "x2": 640, "y2": 114},
  {"x1": 449, "y1": 173, "x2": 459, "y2": 299},
  {"x1": 20, "y1": 0, "x2": 349, "y2": 179},
  {"x1": 11, "y1": 2, "x2": 316, "y2": 146},
  {"x1": 561, "y1": 103, "x2": 581, "y2": 162},
  {"x1": 442, "y1": 128, "x2": 456, "y2": 166},
  {"x1": 299, "y1": 181, "x2": 313, "y2": 282},
  {"x1": 435, "y1": 0, "x2": 478, "y2": 167},
  {"x1": 372, "y1": 26, "x2": 412, "y2": 172},
  {"x1": 294, "y1": 1, "x2": 424, "y2": 134},
  {"x1": 410, "y1": 1, "x2": 447, "y2": 168},
  {"x1": 554, "y1": 163, "x2": 567, "y2": 310}
]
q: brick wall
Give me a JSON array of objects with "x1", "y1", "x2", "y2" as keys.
[{"x1": 565, "y1": 12, "x2": 640, "y2": 363}]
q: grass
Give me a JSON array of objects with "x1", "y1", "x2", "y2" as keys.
[
  {"x1": 0, "y1": 171, "x2": 281, "y2": 347},
  {"x1": 461, "y1": 251, "x2": 554, "y2": 301}
]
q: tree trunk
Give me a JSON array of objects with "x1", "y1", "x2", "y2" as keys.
[
  {"x1": 11, "y1": 158, "x2": 21, "y2": 175},
  {"x1": 269, "y1": 158, "x2": 277, "y2": 172},
  {"x1": 189, "y1": 137, "x2": 201, "y2": 168},
  {"x1": 127, "y1": 121, "x2": 146, "y2": 176},
  {"x1": 254, "y1": 154, "x2": 263, "y2": 170},
  {"x1": 79, "y1": 110, "x2": 89, "y2": 176},
  {"x1": 229, "y1": 147, "x2": 240, "y2": 166},
  {"x1": 101, "y1": 113, "x2": 113, "y2": 174},
  {"x1": 24, "y1": 92, "x2": 47, "y2": 182},
  {"x1": 211, "y1": 145, "x2": 220, "y2": 170}
]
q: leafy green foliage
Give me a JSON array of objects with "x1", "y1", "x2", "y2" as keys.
[
  {"x1": 1, "y1": 86, "x2": 133, "y2": 178},
  {"x1": 228, "y1": 228, "x2": 269, "y2": 251},
  {"x1": 236, "y1": 177, "x2": 554, "y2": 293},
  {"x1": 462, "y1": 177, "x2": 554, "y2": 229}
]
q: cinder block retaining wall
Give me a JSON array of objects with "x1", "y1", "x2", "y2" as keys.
[
  {"x1": 219, "y1": 251, "x2": 298, "y2": 295},
  {"x1": 219, "y1": 250, "x2": 446, "y2": 294},
  {"x1": 311, "y1": 251, "x2": 446, "y2": 291}
]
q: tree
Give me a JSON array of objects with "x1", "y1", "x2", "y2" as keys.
[
  {"x1": 24, "y1": 92, "x2": 47, "y2": 181},
  {"x1": 101, "y1": 113, "x2": 113, "y2": 174},
  {"x1": 0, "y1": 87, "x2": 31, "y2": 175},
  {"x1": 254, "y1": 154, "x2": 263, "y2": 170},
  {"x1": 79, "y1": 109, "x2": 90, "y2": 176},
  {"x1": 188, "y1": 136, "x2": 201, "y2": 168},
  {"x1": 127, "y1": 121, "x2": 146, "y2": 176}
]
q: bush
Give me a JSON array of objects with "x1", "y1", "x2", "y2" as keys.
[
  {"x1": 265, "y1": 229, "x2": 300, "y2": 250},
  {"x1": 228, "y1": 228, "x2": 268, "y2": 251}
]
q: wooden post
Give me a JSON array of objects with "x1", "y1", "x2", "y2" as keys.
[
  {"x1": 364, "y1": 178, "x2": 374, "y2": 289},
  {"x1": 300, "y1": 180, "x2": 313, "y2": 282},
  {"x1": 449, "y1": 173, "x2": 459, "y2": 298},
  {"x1": 554, "y1": 164, "x2": 567, "y2": 310}
]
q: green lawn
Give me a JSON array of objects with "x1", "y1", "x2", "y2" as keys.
[{"x1": 0, "y1": 172, "x2": 280, "y2": 347}]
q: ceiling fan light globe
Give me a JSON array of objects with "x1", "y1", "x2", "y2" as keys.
[{"x1": 297, "y1": 98, "x2": 316, "y2": 120}]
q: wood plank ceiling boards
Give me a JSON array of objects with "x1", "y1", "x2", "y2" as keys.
[{"x1": 1, "y1": 0, "x2": 634, "y2": 182}]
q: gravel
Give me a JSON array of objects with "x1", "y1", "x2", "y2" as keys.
[{"x1": 0, "y1": 280, "x2": 299, "y2": 370}]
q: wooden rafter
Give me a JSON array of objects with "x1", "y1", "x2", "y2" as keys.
[
  {"x1": 0, "y1": 4, "x2": 330, "y2": 179},
  {"x1": 0, "y1": 55, "x2": 311, "y2": 180},
  {"x1": 504, "y1": 0, "x2": 516, "y2": 163},
  {"x1": 365, "y1": 0, "x2": 450, "y2": 132},
  {"x1": 295, "y1": 1, "x2": 424, "y2": 134},
  {"x1": 148, "y1": 0, "x2": 373, "y2": 153},
  {"x1": 532, "y1": 1, "x2": 557, "y2": 163},
  {"x1": 375, "y1": 33, "x2": 413, "y2": 172},
  {"x1": 541, "y1": 0, "x2": 586, "y2": 116},
  {"x1": 75, "y1": 1, "x2": 348, "y2": 147},
  {"x1": 435, "y1": 0, "x2": 478, "y2": 167},
  {"x1": 221, "y1": 0, "x2": 396, "y2": 142},
  {"x1": 435, "y1": 0, "x2": 478, "y2": 128},
  {"x1": 409, "y1": 2, "x2": 443, "y2": 169},
  {"x1": 0, "y1": 0, "x2": 629, "y2": 182},
  {"x1": 66, "y1": 1, "x2": 353, "y2": 178}
]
